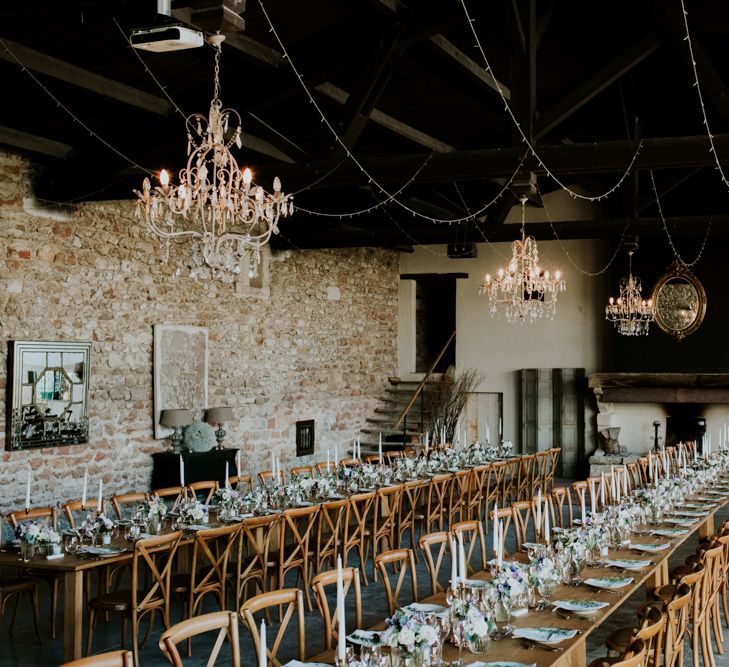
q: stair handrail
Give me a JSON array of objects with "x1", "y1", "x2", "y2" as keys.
[{"x1": 394, "y1": 329, "x2": 456, "y2": 430}]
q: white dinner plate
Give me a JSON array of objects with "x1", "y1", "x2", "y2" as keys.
[
  {"x1": 604, "y1": 559, "x2": 652, "y2": 570},
  {"x1": 630, "y1": 542, "x2": 670, "y2": 552},
  {"x1": 82, "y1": 545, "x2": 126, "y2": 558},
  {"x1": 652, "y1": 528, "x2": 689, "y2": 537},
  {"x1": 584, "y1": 576, "x2": 634, "y2": 590},
  {"x1": 552, "y1": 599, "x2": 609, "y2": 615},
  {"x1": 512, "y1": 627, "x2": 578, "y2": 644},
  {"x1": 346, "y1": 630, "x2": 381, "y2": 646}
]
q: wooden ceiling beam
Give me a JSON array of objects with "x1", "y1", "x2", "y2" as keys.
[
  {"x1": 536, "y1": 33, "x2": 663, "y2": 140},
  {"x1": 254, "y1": 133, "x2": 729, "y2": 189},
  {"x1": 0, "y1": 125, "x2": 73, "y2": 158}
]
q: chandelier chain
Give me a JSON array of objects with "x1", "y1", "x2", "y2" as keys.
[{"x1": 649, "y1": 169, "x2": 711, "y2": 268}]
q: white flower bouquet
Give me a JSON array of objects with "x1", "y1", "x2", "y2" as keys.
[
  {"x1": 380, "y1": 610, "x2": 438, "y2": 655},
  {"x1": 179, "y1": 501, "x2": 209, "y2": 524},
  {"x1": 15, "y1": 520, "x2": 43, "y2": 544},
  {"x1": 144, "y1": 495, "x2": 168, "y2": 519}
]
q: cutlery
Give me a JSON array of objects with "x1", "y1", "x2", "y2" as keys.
[{"x1": 521, "y1": 640, "x2": 563, "y2": 653}]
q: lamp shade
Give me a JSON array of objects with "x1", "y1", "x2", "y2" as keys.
[
  {"x1": 206, "y1": 406, "x2": 233, "y2": 424},
  {"x1": 159, "y1": 408, "x2": 194, "y2": 428}
]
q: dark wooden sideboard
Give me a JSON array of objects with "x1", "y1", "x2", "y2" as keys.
[{"x1": 150, "y1": 449, "x2": 238, "y2": 490}]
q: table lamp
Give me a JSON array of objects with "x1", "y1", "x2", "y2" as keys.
[
  {"x1": 206, "y1": 406, "x2": 234, "y2": 449},
  {"x1": 159, "y1": 408, "x2": 193, "y2": 453}
]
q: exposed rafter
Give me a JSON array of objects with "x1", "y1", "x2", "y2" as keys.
[{"x1": 0, "y1": 125, "x2": 72, "y2": 158}]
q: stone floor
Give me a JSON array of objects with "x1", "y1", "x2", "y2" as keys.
[{"x1": 3, "y1": 499, "x2": 729, "y2": 666}]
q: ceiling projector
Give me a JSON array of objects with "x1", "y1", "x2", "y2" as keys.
[{"x1": 130, "y1": 25, "x2": 204, "y2": 52}]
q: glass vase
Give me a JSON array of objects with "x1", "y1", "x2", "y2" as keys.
[
  {"x1": 19, "y1": 541, "x2": 35, "y2": 562},
  {"x1": 467, "y1": 634, "x2": 490, "y2": 654},
  {"x1": 390, "y1": 649, "x2": 423, "y2": 667}
]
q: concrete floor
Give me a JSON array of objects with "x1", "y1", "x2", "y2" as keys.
[{"x1": 2, "y1": 499, "x2": 729, "y2": 666}]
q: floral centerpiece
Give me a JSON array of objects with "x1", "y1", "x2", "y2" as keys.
[
  {"x1": 291, "y1": 473, "x2": 316, "y2": 498},
  {"x1": 15, "y1": 520, "x2": 46, "y2": 561},
  {"x1": 214, "y1": 487, "x2": 240, "y2": 520},
  {"x1": 93, "y1": 513, "x2": 115, "y2": 543},
  {"x1": 179, "y1": 500, "x2": 209, "y2": 525},
  {"x1": 529, "y1": 555, "x2": 560, "y2": 597},
  {"x1": 498, "y1": 440, "x2": 513, "y2": 457},
  {"x1": 36, "y1": 526, "x2": 62, "y2": 555},
  {"x1": 380, "y1": 610, "x2": 438, "y2": 665},
  {"x1": 491, "y1": 562, "x2": 527, "y2": 605},
  {"x1": 144, "y1": 495, "x2": 168, "y2": 519},
  {"x1": 314, "y1": 475, "x2": 337, "y2": 500}
]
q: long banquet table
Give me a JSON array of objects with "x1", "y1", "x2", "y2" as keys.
[{"x1": 0, "y1": 469, "x2": 725, "y2": 664}]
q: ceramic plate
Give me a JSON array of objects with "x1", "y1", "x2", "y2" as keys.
[
  {"x1": 683, "y1": 502, "x2": 715, "y2": 509},
  {"x1": 584, "y1": 577, "x2": 634, "y2": 590},
  {"x1": 403, "y1": 602, "x2": 447, "y2": 615},
  {"x1": 183, "y1": 524, "x2": 212, "y2": 531},
  {"x1": 83, "y1": 545, "x2": 126, "y2": 557},
  {"x1": 652, "y1": 528, "x2": 689, "y2": 537},
  {"x1": 630, "y1": 542, "x2": 670, "y2": 552},
  {"x1": 674, "y1": 510, "x2": 709, "y2": 517},
  {"x1": 553, "y1": 599, "x2": 609, "y2": 614},
  {"x1": 665, "y1": 518, "x2": 695, "y2": 526},
  {"x1": 695, "y1": 497, "x2": 719, "y2": 503},
  {"x1": 283, "y1": 662, "x2": 332, "y2": 667},
  {"x1": 296, "y1": 502, "x2": 314, "y2": 507},
  {"x1": 604, "y1": 559, "x2": 652, "y2": 570},
  {"x1": 328, "y1": 493, "x2": 346, "y2": 500},
  {"x1": 512, "y1": 627, "x2": 578, "y2": 644},
  {"x1": 346, "y1": 630, "x2": 381, "y2": 646}
]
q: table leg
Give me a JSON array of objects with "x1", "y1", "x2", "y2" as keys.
[
  {"x1": 700, "y1": 514, "x2": 715, "y2": 539},
  {"x1": 63, "y1": 570, "x2": 84, "y2": 662},
  {"x1": 552, "y1": 637, "x2": 586, "y2": 667}
]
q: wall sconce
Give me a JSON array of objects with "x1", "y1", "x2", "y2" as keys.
[
  {"x1": 159, "y1": 408, "x2": 193, "y2": 453},
  {"x1": 206, "y1": 406, "x2": 234, "y2": 449}
]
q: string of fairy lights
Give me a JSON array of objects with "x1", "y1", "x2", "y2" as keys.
[{"x1": 0, "y1": 4, "x2": 721, "y2": 272}]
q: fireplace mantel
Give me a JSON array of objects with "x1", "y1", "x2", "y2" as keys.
[{"x1": 588, "y1": 373, "x2": 729, "y2": 404}]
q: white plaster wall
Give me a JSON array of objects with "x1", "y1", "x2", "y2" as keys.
[
  {"x1": 398, "y1": 191, "x2": 611, "y2": 449},
  {"x1": 596, "y1": 403, "x2": 668, "y2": 453}
]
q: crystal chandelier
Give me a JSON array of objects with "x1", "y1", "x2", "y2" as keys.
[
  {"x1": 605, "y1": 249, "x2": 654, "y2": 336},
  {"x1": 480, "y1": 197, "x2": 565, "y2": 323},
  {"x1": 134, "y1": 35, "x2": 293, "y2": 282}
]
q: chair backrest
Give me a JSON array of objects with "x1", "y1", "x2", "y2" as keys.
[
  {"x1": 451, "y1": 520, "x2": 487, "y2": 574},
  {"x1": 315, "y1": 462, "x2": 336, "y2": 475},
  {"x1": 187, "y1": 523, "x2": 240, "y2": 613},
  {"x1": 516, "y1": 454, "x2": 536, "y2": 501},
  {"x1": 258, "y1": 470, "x2": 285, "y2": 487},
  {"x1": 533, "y1": 451, "x2": 552, "y2": 493},
  {"x1": 663, "y1": 584, "x2": 692, "y2": 667},
  {"x1": 424, "y1": 473, "x2": 452, "y2": 533},
  {"x1": 8, "y1": 506, "x2": 57, "y2": 531},
  {"x1": 132, "y1": 531, "x2": 182, "y2": 620},
  {"x1": 636, "y1": 457, "x2": 650, "y2": 487},
  {"x1": 111, "y1": 493, "x2": 148, "y2": 521},
  {"x1": 467, "y1": 465, "x2": 489, "y2": 520},
  {"x1": 547, "y1": 448, "x2": 561, "y2": 490},
  {"x1": 448, "y1": 470, "x2": 471, "y2": 524},
  {"x1": 62, "y1": 500, "x2": 104, "y2": 530},
  {"x1": 626, "y1": 463, "x2": 641, "y2": 491},
  {"x1": 373, "y1": 484, "x2": 402, "y2": 552},
  {"x1": 665, "y1": 446, "x2": 677, "y2": 474},
  {"x1": 187, "y1": 481, "x2": 218, "y2": 505},
  {"x1": 489, "y1": 506, "x2": 514, "y2": 556},
  {"x1": 585, "y1": 476, "x2": 604, "y2": 512},
  {"x1": 228, "y1": 475, "x2": 253, "y2": 494},
  {"x1": 511, "y1": 500, "x2": 536, "y2": 549},
  {"x1": 311, "y1": 567, "x2": 362, "y2": 651},
  {"x1": 550, "y1": 487, "x2": 574, "y2": 528},
  {"x1": 152, "y1": 486, "x2": 185, "y2": 511},
  {"x1": 316, "y1": 498, "x2": 348, "y2": 572},
  {"x1": 60, "y1": 650, "x2": 133, "y2": 667},
  {"x1": 483, "y1": 461, "x2": 506, "y2": 508},
  {"x1": 418, "y1": 531, "x2": 450, "y2": 596},
  {"x1": 159, "y1": 611, "x2": 240, "y2": 667},
  {"x1": 240, "y1": 589, "x2": 305, "y2": 667},
  {"x1": 613, "y1": 639, "x2": 647, "y2": 667},
  {"x1": 342, "y1": 491, "x2": 375, "y2": 570},
  {"x1": 374, "y1": 548, "x2": 418, "y2": 615},
  {"x1": 290, "y1": 466, "x2": 314, "y2": 478},
  {"x1": 499, "y1": 458, "x2": 520, "y2": 505},
  {"x1": 635, "y1": 604, "x2": 666, "y2": 665},
  {"x1": 398, "y1": 480, "x2": 424, "y2": 534},
  {"x1": 276, "y1": 505, "x2": 320, "y2": 576},
  {"x1": 700, "y1": 542, "x2": 725, "y2": 614},
  {"x1": 236, "y1": 514, "x2": 279, "y2": 610},
  {"x1": 339, "y1": 458, "x2": 357, "y2": 468}
]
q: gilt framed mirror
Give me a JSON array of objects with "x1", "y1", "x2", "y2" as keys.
[
  {"x1": 651, "y1": 260, "x2": 707, "y2": 342},
  {"x1": 6, "y1": 340, "x2": 91, "y2": 450}
]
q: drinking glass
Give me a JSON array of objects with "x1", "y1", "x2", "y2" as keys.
[{"x1": 451, "y1": 620, "x2": 465, "y2": 667}]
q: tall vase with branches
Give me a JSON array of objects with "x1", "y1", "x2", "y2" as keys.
[{"x1": 426, "y1": 368, "x2": 484, "y2": 445}]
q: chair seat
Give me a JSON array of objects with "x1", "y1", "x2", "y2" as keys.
[
  {"x1": 605, "y1": 627, "x2": 634, "y2": 653},
  {"x1": 588, "y1": 656, "x2": 622, "y2": 667},
  {"x1": 0, "y1": 577, "x2": 37, "y2": 593},
  {"x1": 89, "y1": 589, "x2": 163, "y2": 613},
  {"x1": 650, "y1": 584, "x2": 676, "y2": 602}
]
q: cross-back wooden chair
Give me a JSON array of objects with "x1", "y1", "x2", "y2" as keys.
[
  {"x1": 0, "y1": 512, "x2": 42, "y2": 644},
  {"x1": 489, "y1": 506, "x2": 514, "y2": 557},
  {"x1": 451, "y1": 520, "x2": 487, "y2": 575},
  {"x1": 159, "y1": 611, "x2": 240, "y2": 667},
  {"x1": 290, "y1": 465, "x2": 314, "y2": 478},
  {"x1": 511, "y1": 500, "x2": 536, "y2": 550},
  {"x1": 315, "y1": 462, "x2": 336, "y2": 476},
  {"x1": 342, "y1": 491, "x2": 375, "y2": 585},
  {"x1": 372, "y1": 485, "x2": 401, "y2": 581},
  {"x1": 339, "y1": 457, "x2": 358, "y2": 468},
  {"x1": 228, "y1": 475, "x2": 253, "y2": 494},
  {"x1": 665, "y1": 446, "x2": 677, "y2": 475},
  {"x1": 61, "y1": 650, "x2": 134, "y2": 667},
  {"x1": 269, "y1": 505, "x2": 319, "y2": 612},
  {"x1": 601, "y1": 602, "x2": 665, "y2": 665},
  {"x1": 240, "y1": 589, "x2": 305, "y2": 667},
  {"x1": 585, "y1": 476, "x2": 604, "y2": 512},
  {"x1": 483, "y1": 462, "x2": 506, "y2": 532},
  {"x1": 590, "y1": 640, "x2": 647, "y2": 667},
  {"x1": 258, "y1": 470, "x2": 285, "y2": 487},
  {"x1": 550, "y1": 486, "x2": 574, "y2": 528},
  {"x1": 547, "y1": 448, "x2": 561, "y2": 491},
  {"x1": 626, "y1": 463, "x2": 642, "y2": 491},
  {"x1": 86, "y1": 531, "x2": 182, "y2": 667},
  {"x1": 171, "y1": 523, "x2": 240, "y2": 654},
  {"x1": 662, "y1": 585, "x2": 693, "y2": 667},
  {"x1": 385, "y1": 451, "x2": 404, "y2": 464},
  {"x1": 365, "y1": 455, "x2": 381, "y2": 464},
  {"x1": 499, "y1": 458, "x2": 520, "y2": 505},
  {"x1": 636, "y1": 457, "x2": 650, "y2": 488},
  {"x1": 533, "y1": 451, "x2": 552, "y2": 495},
  {"x1": 447, "y1": 470, "x2": 471, "y2": 527},
  {"x1": 311, "y1": 567, "x2": 362, "y2": 651},
  {"x1": 571, "y1": 481, "x2": 588, "y2": 519},
  {"x1": 62, "y1": 500, "x2": 106, "y2": 530},
  {"x1": 515, "y1": 454, "x2": 535, "y2": 502},
  {"x1": 234, "y1": 514, "x2": 279, "y2": 612},
  {"x1": 466, "y1": 465, "x2": 489, "y2": 522},
  {"x1": 111, "y1": 493, "x2": 148, "y2": 521},
  {"x1": 152, "y1": 487, "x2": 185, "y2": 511},
  {"x1": 422, "y1": 473, "x2": 451, "y2": 534},
  {"x1": 685, "y1": 441, "x2": 696, "y2": 462},
  {"x1": 8, "y1": 506, "x2": 61, "y2": 639},
  {"x1": 315, "y1": 498, "x2": 348, "y2": 575},
  {"x1": 691, "y1": 543, "x2": 723, "y2": 667},
  {"x1": 374, "y1": 548, "x2": 418, "y2": 615},
  {"x1": 397, "y1": 480, "x2": 424, "y2": 555},
  {"x1": 186, "y1": 481, "x2": 218, "y2": 505},
  {"x1": 418, "y1": 531, "x2": 450, "y2": 596}
]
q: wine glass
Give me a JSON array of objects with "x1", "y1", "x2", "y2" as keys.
[{"x1": 451, "y1": 619, "x2": 466, "y2": 667}]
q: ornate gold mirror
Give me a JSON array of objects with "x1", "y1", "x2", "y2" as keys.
[{"x1": 651, "y1": 260, "x2": 707, "y2": 342}]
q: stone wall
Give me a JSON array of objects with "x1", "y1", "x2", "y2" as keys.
[{"x1": 0, "y1": 150, "x2": 399, "y2": 517}]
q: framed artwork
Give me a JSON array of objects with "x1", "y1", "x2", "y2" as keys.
[
  {"x1": 6, "y1": 340, "x2": 91, "y2": 450},
  {"x1": 153, "y1": 325, "x2": 208, "y2": 439}
]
